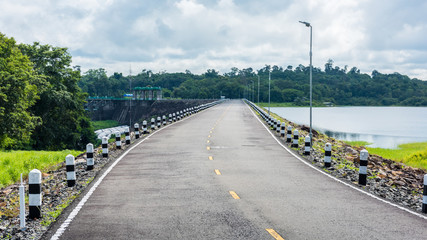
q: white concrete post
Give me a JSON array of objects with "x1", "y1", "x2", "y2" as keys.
[
  {"x1": 115, "y1": 131, "x2": 121, "y2": 149},
  {"x1": 19, "y1": 173, "x2": 26, "y2": 230},
  {"x1": 102, "y1": 136, "x2": 109, "y2": 158},
  {"x1": 324, "y1": 143, "x2": 332, "y2": 167},
  {"x1": 66, "y1": 154, "x2": 76, "y2": 187},
  {"x1": 29, "y1": 169, "x2": 42, "y2": 219},
  {"x1": 359, "y1": 149, "x2": 369, "y2": 185},
  {"x1": 134, "y1": 123, "x2": 140, "y2": 139},
  {"x1": 304, "y1": 136, "x2": 311, "y2": 155},
  {"x1": 125, "y1": 127, "x2": 130, "y2": 144},
  {"x1": 280, "y1": 123, "x2": 286, "y2": 138},
  {"x1": 151, "y1": 118, "x2": 156, "y2": 129},
  {"x1": 286, "y1": 125, "x2": 293, "y2": 143},
  {"x1": 292, "y1": 129, "x2": 299, "y2": 148},
  {"x1": 142, "y1": 120, "x2": 148, "y2": 134},
  {"x1": 86, "y1": 143, "x2": 94, "y2": 170}
]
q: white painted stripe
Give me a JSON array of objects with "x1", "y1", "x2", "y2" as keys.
[
  {"x1": 324, "y1": 156, "x2": 331, "y2": 163},
  {"x1": 29, "y1": 194, "x2": 41, "y2": 206},
  {"x1": 423, "y1": 196, "x2": 427, "y2": 204},
  {"x1": 424, "y1": 175, "x2": 427, "y2": 185},
  {"x1": 245, "y1": 102, "x2": 427, "y2": 220},
  {"x1": 359, "y1": 166, "x2": 367, "y2": 175},
  {"x1": 49, "y1": 103, "x2": 214, "y2": 240},
  {"x1": 66, "y1": 172, "x2": 76, "y2": 180}
]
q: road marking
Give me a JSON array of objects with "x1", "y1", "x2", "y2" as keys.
[
  {"x1": 209, "y1": 156, "x2": 213, "y2": 160},
  {"x1": 245, "y1": 102, "x2": 427, "y2": 221},
  {"x1": 207, "y1": 146, "x2": 210, "y2": 151},
  {"x1": 215, "y1": 169, "x2": 221, "y2": 175},
  {"x1": 266, "y1": 229, "x2": 285, "y2": 240},
  {"x1": 229, "y1": 191, "x2": 240, "y2": 199}
]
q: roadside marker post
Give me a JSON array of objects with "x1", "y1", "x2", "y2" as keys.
[
  {"x1": 280, "y1": 123, "x2": 286, "y2": 138},
  {"x1": 134, "y1": 123, "x2": 140, "y2": 139},
  {"x1": 102, "y1": 136, "x2": 108, "y2": 158},
  {"x1": 157, "y1": 116, "x2": 161, "y2": 128},
  {"x1": 168, "y1": 114, "x2": 173, "y2": 123},
  {"x1": 151, "y1": 118, "x2": 156, "y2": 129},
  {"x1": 304, "y1": 136, "x2": 311, "y2": 155},
  {"x1": 86, "y1": 143, "x2": 94, "y2": 170},
  {"x1": 423, "y1": 174, "x2": 427, "y2": 213},
  {"x1": 66, "y1": 154, "x2": 76, "y2": 187},
  {"x1": 324, "y1": 143, "x2": 332, "y2": 167},
  {"x1": 359, "y1": 149, "x2": 369, "y2": 185},
  {"x1": 125, "y1": 127, "x2": 130, "y2": 145},
  {"x1": 28, "y1": 169, "x2": 42, "y2": 219},
  {"x1": 292, "y1": 129, "x2": 299, "y2": 148},
  {"x1": 162, "y1": 115, "x2": 167, "y2": 125},
  {"x1": 276, "y1": 120, "x2": 281, "y2": 133},
  {"x1": 286, "y1": 125, "x2": 293, "y2": 143},
  {"x1": 115, "y1": 131, "x2": 121, "y2": 149},
  {"x1": 19, "y1": 173, "x2": 26, "y2": 230}
]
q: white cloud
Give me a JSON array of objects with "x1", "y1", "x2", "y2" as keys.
[{"x1": 0, "y1": 0, "x2": 426, "y2": 80}]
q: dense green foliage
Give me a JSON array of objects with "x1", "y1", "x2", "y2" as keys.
[
  {"x1": 0, "y1": 33, "x2": 96, "y2": 150},
  {"x1": 0, "y1": 150, "x2": 82, "y2": 188},
  {"x1": 79, "y1": 62, "x2": 427, "y2": 106}
]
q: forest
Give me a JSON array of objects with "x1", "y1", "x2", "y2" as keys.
[{"x1": 79, "y1": 60, "x2": 427, "y2": 107}]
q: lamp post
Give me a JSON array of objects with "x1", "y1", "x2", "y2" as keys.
[
  {"x1": 268, "y1": 70, "x2": 271, "y2": 115},
  {"x1": 299, "y1": 20, "x2": 313, "y2": 145},
  {"x1": 257, "y1": 73, "x2": 260, "y2": 104}
]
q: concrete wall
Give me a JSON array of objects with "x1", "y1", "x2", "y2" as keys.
[{"x1": 88, "y1": 99, "x2": 216, "y2": 124}]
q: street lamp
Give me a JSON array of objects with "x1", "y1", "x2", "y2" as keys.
[
  {"x1": 299, "y1": 20, "x2": 313, "y2": 145},
  {"x1": 268, "y1": 69, "x2": 271, "y2": 115},
  {"x1": 257, "y1": 73, "x2": 260, "y2": 104}
]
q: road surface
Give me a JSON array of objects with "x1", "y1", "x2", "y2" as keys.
[{"x1": 47, "y1": 100, "x2": 427, "y2": 239}]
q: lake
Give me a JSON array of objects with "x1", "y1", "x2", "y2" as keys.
[{"x1": 270, "y1": 106, "x2": 427, "y2": 149}]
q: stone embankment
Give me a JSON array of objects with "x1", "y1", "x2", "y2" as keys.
[{"x1": 247, "y1": 100, "x2": 426, "y2": 213}]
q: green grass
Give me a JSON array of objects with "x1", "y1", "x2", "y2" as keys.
[
  {"x1": 0, "y1": 150, "x2": 83, "y2": 188},
  {"x1": 257, "y1": 102, "x2": 325, "y2": 108},
  {"x1": 343, "y1": 140, "x2": 372, "y2": 147},
  {"x1": 367, "y1": 142, "x2": 427, "y2": 170},
  {"x1": 91, "y1": 120, "x2": 120, "y2": 130}
]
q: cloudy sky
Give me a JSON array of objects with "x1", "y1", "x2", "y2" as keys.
[{"x1": 1, "y1": 0, "x2": 427, "y2": 79}]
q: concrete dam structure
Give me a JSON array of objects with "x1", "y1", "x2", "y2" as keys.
[{"x1": 86, "y1": 98, "x2": 216, "y2": 124}]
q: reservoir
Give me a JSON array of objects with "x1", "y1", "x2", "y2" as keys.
[{"x1": 270, "y1": 106, "x2": 427, "y2": 149}]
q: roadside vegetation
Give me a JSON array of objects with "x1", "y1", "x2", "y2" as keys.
[
  {"x1": 0, "y1": 150, "x2": 82, "y2": 188},
  {"x1": 91, "y1": 120, "x2": 120, "y2": 130}
]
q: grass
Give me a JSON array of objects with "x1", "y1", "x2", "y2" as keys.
[
  {"x1": 343, "y1": 140, "x2": 372, "y2": 147},
  {"x1": 0, "y1": 150, "x2": 83, "y2": 188},
  {"x1": 91, "y1": 120, "x2": 120, "y2": 130},
  {"x1": 367, "y1": 142, "x2": 427, "y2": 170},
  {"x1": 257, "y1": 102, "x2": 325, "y2": 108}
]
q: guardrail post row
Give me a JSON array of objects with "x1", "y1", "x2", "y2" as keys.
[
  {"x1": 115, "y1": 131, "x2": 121, "y2": 149},
  {"x1": 134, "y1": 123, "x2": 140, "y2": 139},
  {"x1": 142, "y1": 120, "x2": 148, "y2": 134},
  {"x1": 86, "y1": 143, "x2": 94, "y2": 170},
  {"x1": 292, "y1": 129, "x2": 299, "y2": 148},
  {"x1": 359, "y1": 149, "x2": 369, "y2": 185},
  {"x1": 125, "y1": 127, "x2": 130, "y2": 144},
  {"x1": 66, "y1": 154, "x2": 76, "y2": 187},
  {"x1": 423, "y1": 174, "x2": 427, "y2": 213},
  {"x1": 280, "y1": 123, "x2": 286, "y2": 138},
  {"x1": 286, "y1": 125, "x2": 293, "y2": 143},
  {"x1": 324, "y1": 143, "x2": 332, "y2": 167},
  {"x1": 304, "y1": 136, "x2": 311, "y2": 155},
  {"x1": 102, "y1": 136, "x2": 109, "y2": 158},
  {"x1": 151, "y1": 118, "x2": 155, "y2": 129},
  {"x1": 28, "y1": 169, "x2": 42, "y2": 219}
]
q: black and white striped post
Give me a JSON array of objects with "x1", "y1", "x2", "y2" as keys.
[
  {"x1": 276, "y1": 120, "x2": 281, "y2": 133},
  {"x1": 28, "y1": 169, "x2": 42, "y2": 219},
  {"x1": 151, "y1": 118, "x2": 155, "y2": 130},
  {"x1": 324, "y1": 143, "x2": 332, "y2": 167},
  {"x1": 66, "y1": 154, "x2": 76, "y2": 187},
  {"x1": 102, "y1": 136, "x2": 108, "y2": 158},
  {"x1": 157, "y1": 116, "x2": 161, "y2": 128},
  {"x1": 286, "y1": 125, "x2": 293, "y2": 143},
  {"x1": 173, "y1": 113, "x2": 176, "y2": 122},
  {"x1": 125, "y1": 127, "x2": 130, "y2": 144},
  {"x1": 304, "y1": 136, "x2": 311, "y2": 155},
  {"x1": 169, "y1": 114, "x2": 172, "y2": 123},
  {"x1": 359, "y1": 149, "x2": 369, "y2": 185},
  {"x1": 162, "y1": 115, "x2": 166, "y2": 125},
  {"x1": 423, "y1": 174, "x2": 427, "y2": 213},
  {"x1": 134, "y1": 123, "x2": 140, "y2": 139},
  {"x1": 86, "y1": 143, "x2": 94, "y2": 170},
  {"x1": 142, "y1": 120, "x2": 148, "y2": 134},
  {"x1": 280, "y1": 123, "x2": 286, "y2": 138},
  {"x1": 292, "y1": 129, "x2": 299, "y2": 148},
  {"x1": 115, "y1": 131, "x2": 121, "y2": 149},
  {"x1": 176, "y1": 112, "x2": 180, "y2": 121}
]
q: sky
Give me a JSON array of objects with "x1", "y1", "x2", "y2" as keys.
[{"x1": 1, "y1": 0, "x2": 427, "y2": 80}]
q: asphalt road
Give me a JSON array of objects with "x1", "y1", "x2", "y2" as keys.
[{"x1": 49, "y1": 100, "x2": 427, "y2": 239}]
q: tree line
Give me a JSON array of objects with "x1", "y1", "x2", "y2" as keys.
[
  {"x1": 79, "y1": 60, "x2": 427, "y2": 106},
  {"x1": 0, "y1": 33, "x2": 95, "y2": 150}
]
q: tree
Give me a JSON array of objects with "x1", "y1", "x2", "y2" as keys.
[
  {"x1": 19, "y1": 42, "x2": 95, "y2": 150},
  {"x1": 0, "y1": 33, "x2": 44, "y2": 149}
]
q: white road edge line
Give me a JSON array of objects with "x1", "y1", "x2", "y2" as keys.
[
  {"x1": 50, "y1": 108, "x2": 206, "y2": 240},
  {"x1": 245, "y1": 102, "x2": 427, "y2": 220}
]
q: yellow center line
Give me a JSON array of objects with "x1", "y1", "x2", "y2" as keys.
[
  {"x1": 207, "y1": 146, "x2": 210, "y2": 150},
  {"x1": 266, "y1": 229, "x2": 285, "y2": 240},
  {"x1": 229, "y1": 191, "x2": 240, "y2": 199},
  {"x1": 208, "y1": 156, "x2": 213, "y2": 160},
  {"x1": 214, "y1": 169, "x2": 221, "y2": 175}
]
